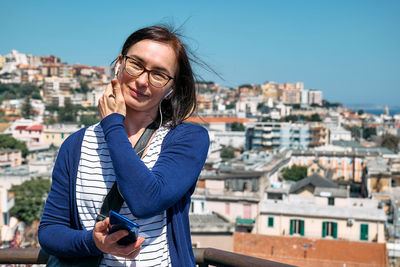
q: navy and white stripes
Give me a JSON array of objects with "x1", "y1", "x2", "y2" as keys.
[{"x1": 76, "y1": 123, "x2": 171, "y2": 266}]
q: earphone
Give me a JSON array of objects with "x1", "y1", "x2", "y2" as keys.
[
  {"x1": 163, "y1": 88, "x2": 173, "y2": 99},
  {"x1": 114, "y1": 63, "x2": 120, "y2": 78}
]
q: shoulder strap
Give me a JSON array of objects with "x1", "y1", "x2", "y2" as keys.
[{"x1": 96, "y1": 121, "x2": 158, "y2": 222}]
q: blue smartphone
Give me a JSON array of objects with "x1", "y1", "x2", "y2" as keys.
[{"x1": 109, "y1": 210, "x2": 139, "y2": 245}]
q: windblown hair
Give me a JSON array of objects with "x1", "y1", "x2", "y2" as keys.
[{"x1": 117, "y1": 26, "x2": 196, "y2": 128}]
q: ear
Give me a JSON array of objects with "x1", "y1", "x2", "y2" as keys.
[{"x1": 114, "y1": 55, "x2": 123, "y2": 78}]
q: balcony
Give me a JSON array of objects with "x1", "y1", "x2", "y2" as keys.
[{"x1": 0, "y1": 247, "x2": 293, "y2": 267}]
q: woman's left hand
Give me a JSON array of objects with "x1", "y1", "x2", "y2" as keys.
[{"x1": 98, "y1": 79, "x2": 126, "y2": 119}]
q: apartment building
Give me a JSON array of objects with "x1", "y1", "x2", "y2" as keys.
[
  {"x1": 246, "y1": 122, "x2": 310, "y2": 151},
  {"x1": 0, "y1": 149, "x2": 22, "y2": 169},
  {"x1": 309, "y1": 123, "x2": 330, "y2": 147},
  {"x1": 259, "y1": 175, "x2": 386, "y2": 243},
  {"x1": 308, "y1": 89, "x2": 323, "y2": 106},
  {"x1": 13, "y1": 124, "x2": 44, "y2": 147},
  {"x1": 43, "y1": 123, "x2": 81, "y2": 147}
]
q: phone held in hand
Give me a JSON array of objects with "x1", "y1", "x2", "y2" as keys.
[{"x1": 109, "y1": 210, "x2": 139, "y2": 245}]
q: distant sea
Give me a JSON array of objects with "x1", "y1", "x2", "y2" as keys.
[
  {"x1": 345, "y1": 105, "x2": 400, "y2": 116},
  {"x1": 362, "y1": 109, "x2": 400, "y2": 116}
]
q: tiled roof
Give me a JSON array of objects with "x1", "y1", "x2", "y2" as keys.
[
  {"x1": 290, "y1": 174, "x2": 338, "y2": 194},
  {"x1": 234, "y1": 232, "x2": 387, "y2": 267},
  {"x1": 189, "y1": 212, "x2": 233, "y2": 233},
  {"x1": 26, "y1": 124, "x2": 43, "y2": 131},
  {"x1": 260, "y1": 200, "x2": 386, "y2": 221},
  {"x1": 15, "y1": 126, "x2": 27, "y2": 130}
]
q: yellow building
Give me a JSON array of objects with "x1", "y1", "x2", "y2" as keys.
[{"x1": 43, "y1": 123, "x2": 81, "y2": 147}]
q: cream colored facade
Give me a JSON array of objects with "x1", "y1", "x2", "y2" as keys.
[
  {"x1": 43, "y1": 124, "x2": 81, "y2": 147},
  {"x1": 259, "y1": 214, "x2": 385, "y2": 243},
  {"x1": 259, "y1": 197, "x2": 386, "y2": 243}
]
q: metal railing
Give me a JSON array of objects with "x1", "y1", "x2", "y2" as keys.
[{"x1": 0, "y1": 247, "x2": 294, "y2": 266}]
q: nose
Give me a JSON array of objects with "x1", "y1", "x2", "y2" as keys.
[{"x1": 135, "y1": 70, "x2": 149, "y2": 87}]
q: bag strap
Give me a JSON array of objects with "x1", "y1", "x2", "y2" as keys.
[{"x1": 95, "y1": 121, "x2": 158, "y2": 222}]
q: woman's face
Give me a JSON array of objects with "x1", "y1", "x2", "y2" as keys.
[{"x1": 118, "y1": 39, "x2": 178, "y2": 115}]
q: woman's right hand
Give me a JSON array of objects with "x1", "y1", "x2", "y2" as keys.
[{"x1": 93, "y1": 218, "x2": 145, "y2": 259}]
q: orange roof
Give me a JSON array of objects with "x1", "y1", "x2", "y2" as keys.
[
  {"x1": 26, "y1": 125, "x2": 43, "y2": 131},
  {"x1": 234, "y1": 232, "x2": 387, "y2": 267},
  {"x1": 185, "y1": 116, "x2": 252, "y2": 124}
]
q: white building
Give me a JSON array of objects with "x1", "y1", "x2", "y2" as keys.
[{"x1": 329, "y1": 126, "x2": 352, "y2": 143}]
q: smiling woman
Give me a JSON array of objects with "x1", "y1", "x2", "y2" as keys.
[{"x1": 38, "y1": 26, "x2": 210, "y2": 267}]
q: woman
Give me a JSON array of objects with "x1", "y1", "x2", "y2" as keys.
[{"x1": 39, "y1": 26, "x2": 210, "y2": 266}]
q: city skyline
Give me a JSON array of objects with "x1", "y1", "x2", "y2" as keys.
[{"x1": 1, "y1": 0, "x2": 399, "y2": 106}]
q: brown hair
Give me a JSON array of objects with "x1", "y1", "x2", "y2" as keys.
[{"x1": 117, "y1": 26, "x2": 196, "y2": 128}]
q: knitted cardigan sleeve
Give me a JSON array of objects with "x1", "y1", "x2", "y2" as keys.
[{"x1": 100, "y1": 113, "x2": 210, "y2": 218}]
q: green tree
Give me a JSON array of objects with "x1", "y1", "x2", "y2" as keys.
[
  {"x1": 80, "y1": 115, "x2": 99, "y2": 126},
  {"x1": 310, "y1": 113, "x2": 321, "y2": 122},
  {"x1": 381, "y1": 134, "x2": 400, "y2": 152},
  {"x1": 75, "y1": 81, "x2": 90, "y2": 94},
  {"x1": 58, "y1": 99, "x2": 76, "y2": 122},
  {"x1": 21, "y1": 96, "x2": 34, "y2": 119},
  {"x1": 231, "y1": 122, "x2": 245, "y2": 131},
  {"x1": 0, "y1": 134, "x2": 28, "y2": 157},
  {"x1": 9, "y1": 177, "x2": 51, "y2": 225},
  {"x1": 281, "y1": 165, "x2": 307, "y2": 181},
  {"x1": 363, "y1": 127, "x2": 376, "y2": 140},
  {"x1": 220, "y1": 146, "x2": 235, "y2": 159}
]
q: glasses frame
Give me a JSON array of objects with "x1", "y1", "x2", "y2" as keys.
[{"x1": 122, "y1": 55, "x2": 174, "y2": 88}]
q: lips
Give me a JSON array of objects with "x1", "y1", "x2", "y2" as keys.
[{"x1": 128, "y1": 86, "x2": 148, "y2": 98}]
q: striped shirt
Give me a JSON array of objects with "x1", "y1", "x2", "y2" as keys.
[{"x1": 76, "y1": 123, "x2": 171, "y2": 267}]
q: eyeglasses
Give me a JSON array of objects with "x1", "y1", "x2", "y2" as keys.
[{"x1": 123, "y1": 55, "x2": 174, "y2": 88}]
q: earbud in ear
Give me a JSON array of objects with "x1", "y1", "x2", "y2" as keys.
[
  {"x1": 163, "y1": 88, "x2": 173, "y2": 99},
  {"x1": 114, "y1": 63, "x2": 120, "y2": 78}
]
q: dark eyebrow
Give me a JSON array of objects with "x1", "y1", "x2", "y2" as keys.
[{"x1": 126, "y1": 55, "x2": 172, "y2": 76}]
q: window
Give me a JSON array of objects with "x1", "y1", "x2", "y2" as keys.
[
  {"x1": 338, "y1": 157, "x2": 342, "y2": 165},
  {"x1": 61, "y1": 133, "x2": 65, "y2": 139},
  {"x1": 201, "y1": 202, "x2": 205, "y2": 212},
  {"x1": 322, "y1": 221, "x2": 337, "y2": 238},
  {"x1": 268, "y1": 217, "x2": 274, "y2": 227},
  {"x1": 290, "y1": 219, "x2": 304, "y2": 236},
  {"x1": 360, "y1": 224, "x2": 368, "y2": 241},
  {"x1": 328, "y1": 197, "x2": 335, "y2": 206},
  {"x1": 190, "y1": 201, "x2": 194, "y2": 213}
]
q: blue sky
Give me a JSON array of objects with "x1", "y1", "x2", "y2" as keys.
[{"x1": 1, "y1": 0, "x2": 399, "y2": 106}]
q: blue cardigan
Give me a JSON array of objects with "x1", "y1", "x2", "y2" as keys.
[{"x1": 38, "y1": 114, "x2": 209, "y2": 266}]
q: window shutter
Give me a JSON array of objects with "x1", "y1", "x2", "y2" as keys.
[
  {"x1": 300, "y1": 220, "x2": 305, "y2": 236},
  {"x1": 290, "y1": 220, "x2": 294, "y2": 235},
  {"x1": 322, "y1": 221, "x2": 326, "y2": 237},
  {"x1": 268, "y1": 217, "x2": 274, "y2": 227},
  {"x1": 333, "y1": 222, "x2": 338, "y2": 239},
  {"x1": 360, "y1": 224, "x2": 368, "y2": 241}
]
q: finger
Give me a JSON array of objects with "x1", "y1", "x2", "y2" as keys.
[
  {"x1": 116, "y1": 242, "x2": 142, "y2": 257},
  {"x1": 94, "y1": 217, "x2": 109, "y2": 232},
  {"x1": 126, "y1": 246, "x2": 141, "y2": 259},
  {"x1": 106, "y1": 230, "x2": 129, "y2": 244},
  {"x1": 111, "y1": 79, "x2": 123, "y2": 100},
  {"x1": 104, "y1": 82, "x2": 114, "y2": 97}
]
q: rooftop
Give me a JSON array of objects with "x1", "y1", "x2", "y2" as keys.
[{"x1": 260, "y1": 200, "x2": 386, "y2": 222}]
